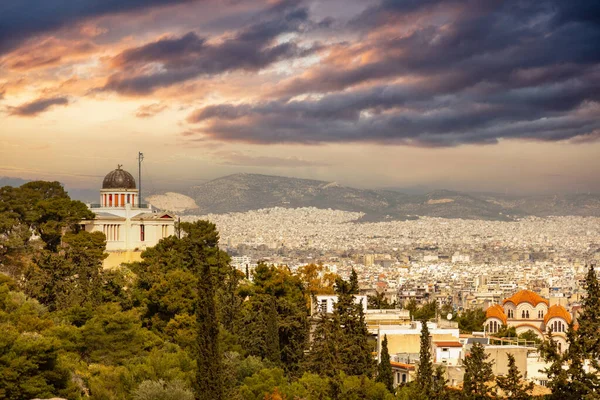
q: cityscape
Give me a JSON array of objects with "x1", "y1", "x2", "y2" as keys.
[{"x1": 1, "y1": 0, "x2": 600, "y2": 399}]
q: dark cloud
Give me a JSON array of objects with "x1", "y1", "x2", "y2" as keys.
[
  {"x1": 182, "y1": 0, "x2": 599, "y2": 147},
  {"x1": 0, "y1": 0, "x2": 197, "y2": 55},
  {"x1": 101, "y1": 2, "x2": 317, "y2": 95},
  {"x1": 186, "y1": 73, "x2": 600, "y2": 146},
  {"x1": 8, "y1": 97, "x2": 69, "y2": 116}
]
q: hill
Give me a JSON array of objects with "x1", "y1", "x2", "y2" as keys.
[{"x1": 179, "y1": 173, "x2": 600, "y2": 220}]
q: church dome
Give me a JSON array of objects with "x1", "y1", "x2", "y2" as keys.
[
  {"x1": 486, "y1": 304, "x2": 507, "y2": 324},
  {"x1": 102, "y1": 166, "x2": 136, "y2": 189},
  {"x1": 503, "y1": 290, "x2": 548, "y2": 307},
  {"x1": 544, "y1": 305, "x2": 572, "y2": 325}
]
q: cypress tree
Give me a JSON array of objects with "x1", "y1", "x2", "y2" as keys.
[
  {"x1": 415, "y1": 319, "x2": 433, "y2": 396},
  {"x1": 181, "y1": 221, "x2": 223, "y2": 400},
  {"x1": 496, "y1": 353, "x2": 533, "y2": 399},
  {"x1": 578, "y1": 264, "x2": 600, "y2": 359},
  {"x1": 376, "y1": 334, "x2": 394, "y2": 393},
  {"x1": 462, "y1": 343, "x2": 494, "y2": 400}
]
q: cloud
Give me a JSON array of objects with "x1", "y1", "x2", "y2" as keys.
[
  {"x1": 179, "y1": 0, "x2": 600, "y2": 147},
  {"x1": 186, "y1": 75, "x2": 600, "y2": 146},
  {"x1": 135, "y1": 103, "x2": 168, "y2": 118},
  {"x1": 8, "y1": 97, "x2": 69, "y2": 117},
  {"x1": 0, "y1": 0, "x2": 197, "y2": 55},
  {"x1": 100, "y1": 2, "x2": 318, "y2": 95}
]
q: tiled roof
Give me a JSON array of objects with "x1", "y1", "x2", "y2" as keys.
[
  {"x1": 390, "y1": 362, "x2": 415, "y2": 370},
  {"x1": 434, "y1": 341, "x2": 463, "y2": 348},
  {"x1": 486, "y1": 304, "x2": 507, "y2": 324},
  {"x1": 544, "y1": 304, "x2": 572, "y2": 324},
  {"x1": 503, "y1": 290, "x2": 549, "y2": 307}
]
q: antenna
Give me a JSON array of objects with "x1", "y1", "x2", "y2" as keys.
[{"x1": 138, "y1": 152, "x2": 144, "y2": 207}]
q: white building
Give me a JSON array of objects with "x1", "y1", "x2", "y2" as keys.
[{"x1": 81, "y1": 165, "x2": 176, "y2": 267}]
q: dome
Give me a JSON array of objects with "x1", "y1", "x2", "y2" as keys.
[
  {"x1": 486, "y1": 304, "x2": 507, "y2": 324},
  {"x1": 102, "y1": 166, "x2": 136, "y2": 189},
  {"x1": 503, "y1": 290, "x2": 548, "y2": 307},
  {"x1": 544, "y1": 305, "x2": 572, "y2": 325}
]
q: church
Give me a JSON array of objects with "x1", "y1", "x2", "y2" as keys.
[
  {"x1": 485, "y1": 289, "x2": 573, "y2": 352},
  {"x1": 81, "y1": 165, "x2": 176, "y2": 267}
]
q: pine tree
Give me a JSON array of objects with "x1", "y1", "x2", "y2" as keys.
[
  {"x1": 240, "y1": 294, "x2": 280, "y2": 364},
  {"x1": 335, "y1": 277, "x2": 374, "y2": 377},
  {"x1": 415, "y1": 319, "x2": 433, "y2": 396},
  {"x1": 306, "y1": 313, "x2": 341, "y2": 377},
  {"x1": 496, "y1": 353, "x2": 533, "y2": 399},
  {"x1": 376, "y1": 334, "x2": 394, "y2": 393},
  {"x1": 462, "y1": 343, "x2": 494, "y2": 400},
  {"x1": 349, "y1": 269, "x2": 359, "y2": 294}
]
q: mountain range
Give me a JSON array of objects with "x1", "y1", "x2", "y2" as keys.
[{"x1": 176, "y1": 173, "x2": 600, "y2": 221}]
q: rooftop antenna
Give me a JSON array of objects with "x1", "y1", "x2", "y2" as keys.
[{"x1": 138, "y1": 152, "x2": 144, "y2": 207}]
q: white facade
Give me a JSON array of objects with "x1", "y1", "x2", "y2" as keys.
[
  {"x1": 312, "y1": 294, "x2": 368, "y2": 315},
  {"x1": 81, "y1": 166, "x2": 176, "y2": 255}
]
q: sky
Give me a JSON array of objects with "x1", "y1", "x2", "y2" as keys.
[{"x1": 1, "y1": 0, "x2": 599, "y2": 194}]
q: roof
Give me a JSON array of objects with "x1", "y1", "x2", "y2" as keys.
[
  {"x1": 390, "y1": 362, "x2": 415, "y2": 370},
  {"x1": 434, "y1": 341, "x2": 463, "y2": 348},
  {"x1": 544, "y1": 304, "x2": 572, "y2": 325},
  {"x1": 486, "y1": 304, "x2": 507, "y2": 324},
  {"x1": 131, "y1": 212, "x2": 175, "y2": 221},
  {"x1": 503, "y1": 290, "x2": 549, "y2": 307},
  {"x1": 103, "y1": 166, "x2": 136, "y2": 189}
]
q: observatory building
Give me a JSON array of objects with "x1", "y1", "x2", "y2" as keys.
[{"x1": 81, "y1": 165, "x2": 175, "y2": 267}]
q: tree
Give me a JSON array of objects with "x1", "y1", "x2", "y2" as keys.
[
  {"x1": 432, "y1": 365, "x2": 450, "y2": 400},
  {"x1": 306, "y1": 313, "x2": 342, "y2": 378},
  {"x1": 133, "y1": 379, "x2": 194, "y2": 400},
  {"x1": 462, "y1": 343, "x2": 494, "y2": 400},
  {"x1": 494, "y1": 325, "x2": 517, "y2": 339},
  {"x1": 496, "y1": 353, "x2": 533, "y2": 399},
  {"x1": 334, "y1": 275, "x2": 374, "y2": 377},
  {"x1": 578, "y1": 264, "x2": 600, "y2": 360},
  {"x1": 539, "y1": 264, "x2": 600, "y2": 399},
  {"x1": 368, "y1": 292, "x2": 396, "y2": 310},
  {"x1": 457, "y1": 308, "x2": 486, "y2": 334},
  {"x1": 376, "y1": 334, "x2": 394, "y2": 393},
  {"x1": 415, "y1": 319, "x2": 433, "y2": 396},
  {"x1": 240, "y1": 294, "x2": 281, "y2": 364},
  {"x1": 179, "y1": 221, "x2": 225, "y2": 400}
]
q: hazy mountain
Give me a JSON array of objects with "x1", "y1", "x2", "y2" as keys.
[{"x1": 182, "y1": 173, "x2": 600, "y2": 220}]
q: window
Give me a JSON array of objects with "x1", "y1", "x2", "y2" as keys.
[
  {"x1": 508, "y1": 310, "x2": 514, "y2": 318},
  {"x1": 442, "y1": 348, "x2": 449, "y2": 352},
  {"x1": 109, "y1": 194, "x2": 112, "y2": 206},
  {"x1": 526, "y1": 310, "x2": 530, "y2": 319},
  {"x1": 522, "y1": 310, "x2": 526, "y2": 319},
  {"x1": 402, "y1": 374, "x2": 407, "y2": 383},
  {"x1": 538, "y1": 310, "x2": 543, "y2": 318},
  {"x1": 140, "y1": 225, "x2": 145, "y2": 241},
  {"x1": 320, "y1": 299, "x2": 327, "y2": 313},
  {"x1": 127, "y1": 194, "x2": 130, "y2": 204}
]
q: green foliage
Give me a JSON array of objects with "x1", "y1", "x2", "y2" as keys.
[
  {"x1": 415, "y1": 320, "x2": 433, "y2": 396},
  {"x1": 494, "y1": 325, "x2": 517, "y2": 338},
  {"x1": 376, "y1": 335, "x2": 394, "y2": 393},
  {"x1": 0, "y1": 280, "x2": 78, "y2": 400},
  {"x1": 462, "y1": 343, "x2": 495, "y2": 400},
  {"x1": 406, "y1": 300, "x2": 437, "y2": 321},
  {"x1": 238, "y1": 367, "x2": 288, "y2": 400},
  {"x1": 306, "y1": 313, "x2": 342, "y2": 378},
  {"x1": 539, "y1": 264, "x2": 600, "y2": 399},
  {"x1": 496, "y1": 353, "x2": 533, "y2": 400},
  {"x1": 240, "y1": 294, "x2": 281, "y2": 363},
  {"x1": 368, "y1": 292, "x2": 396, "y2": 310},
  {"x1": 456, "y1": 308, "x2": 486, "y2": 334},
  {"x1": 133, "y1": 379, "x2": 194, "y2": 400}
]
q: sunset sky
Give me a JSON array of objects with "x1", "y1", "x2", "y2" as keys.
[{"x1": 1, "y1": 0, "x2": 599, "y2": 194}]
